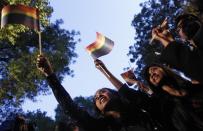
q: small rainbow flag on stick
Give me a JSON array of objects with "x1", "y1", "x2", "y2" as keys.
[
  {"x1": 121, "y1": 69, "x2": 137, "y2": 86},
  {"x1": 1, "y1": 4, "x2": 40, "y2": 31},
  {"x1": 86, "y1": 32, "x2": 114, "y2": 59}
]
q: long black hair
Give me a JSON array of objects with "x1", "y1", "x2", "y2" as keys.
[
  {"x1": 93, "y1": 87, "x2": 131, "y2": 117},
  {"x1": 175, "y1": 13, "x2": 202, "y2": 40},
  {"x1": 143, "y1": 64, "x2": 190, "y2": 94},
  {"x1": 93, "y1": 88, "x2": 120, "y2": 114}
]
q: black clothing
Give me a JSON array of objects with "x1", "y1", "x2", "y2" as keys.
[
  {"x1": 47, "y1": 74, "x2": 156, "y2": 131},
  {"x1": 193, "y1": 23, "x2": 203, "y2": 50},
  {"x1": 119, "y1": 84, "x2": 203, "y2": 131},
  {"x1": 160, "y1": 41, "x2": 203, "y2": 83},
  {"x1": 119, "y1": 84, "x2": 178, "y2": 131},
  {"x1": 169, "y1": 82, "x2": 203, "y2": 131}
]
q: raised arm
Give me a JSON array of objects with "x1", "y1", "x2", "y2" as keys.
[
  {"x1": 94, "y1": 59, "x2": 153, "y2": 110},
  {"x1": 94, "y1": 59, "x2": 123, "y2": 90},
  {"x1": 36, "y1": 55, "x2": 105, "y2": 131},
  {"x1": 151, "y1": 23, "x2": 174, "y2": 48},
  {"x1": 36, "y1": 55, "x2": 53, "y2": 77}
]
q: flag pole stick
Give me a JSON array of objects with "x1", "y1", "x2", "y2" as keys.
[
  {"x1": 98, "y1": 64, "x2": 110, "y2": 78},
  {"x1": 94, "y1": 57, "x2": 110, "y2": 78},
  {"x1": 38, "y1": 31, "x2": 42, "y2": 55}
]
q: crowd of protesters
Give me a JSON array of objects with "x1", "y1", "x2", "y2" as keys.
[
  {"x1": 34, "y1": 13, "x2": 203, "y2": 131},
  {"x1": 1, "y1": 12, "x2": 201, "y2": 131}
]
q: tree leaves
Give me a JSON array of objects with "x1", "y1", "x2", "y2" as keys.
[
  {"x1": 0, "y1": 0, "x2": 80, "y2": 119},
  {"x1": 129, "y1": 0, "x2": 187, "y2": 80},
  {"x1": 0, "y1": 0, "x2": 53, "y2": 44}
]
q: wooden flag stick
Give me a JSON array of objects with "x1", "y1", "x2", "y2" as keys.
[
  {"x1": 98, "y1": 64, "x2": 110, "y2": 78},
  {"x1": 94, "y1": 57, "x2": 110, "y2": 78},
  {"x1": 38, "y1": 31, "x2": 42, "y2": 55}
]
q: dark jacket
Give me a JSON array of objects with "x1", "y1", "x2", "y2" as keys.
[
  {"x1": 193, "y1": 23, "x2": 203, "y2": 50},
  {"x1": 119, "y1": 83, "x2": 203, "y2": 131},
  {"x1": 160, "y1": 41, "x2": 203, "y2": 84},
  {"x1": 47, "y1": 74, "x2": 156, "y2": 131},
  {"x1": 118, "y1": 84, "x2": 178, "y2": 131}
]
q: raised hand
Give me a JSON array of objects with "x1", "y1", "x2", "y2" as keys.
[
  {"x1": 151, "y1": 27, "x2": 174, "y2": 47},
  {"x1": 36, "y1": 54, "x2": 53, "y2": 77},
  {"x1": 94, "y1": 59, "x2": 107, "y2": 72}
]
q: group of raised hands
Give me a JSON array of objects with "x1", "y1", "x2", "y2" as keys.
[
  {"x1": 37, "y1": 54, "x2": 152, "y2": 95},
  {"x1": 151, "y1": 19, "x2": 174, "y2": 47}
]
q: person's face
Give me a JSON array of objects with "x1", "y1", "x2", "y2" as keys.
[
  {"x1": 177, "y1": 20, "x2": 188, "y2": 40},
  {"x1": 94, "y1": 88, "x2": 112, "y2": 112},
  {"x1": 148, "y1": 66, "x2": 165, "y2": 86}
]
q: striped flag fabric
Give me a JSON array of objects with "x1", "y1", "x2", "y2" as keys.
[
  {"x1": 1, "y1": 4, "x2": 40, "y2": 31},
  {"x1": 121, "y1": 69, "x2": 137, "y2": 86},
  {"x1": 86, "y1": 32, "x2": 114, "y2": 59}
]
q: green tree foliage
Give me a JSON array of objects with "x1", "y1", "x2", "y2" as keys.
[
  {"x1": 0, "y1": 107, "x2": 23, "y2": 124},
  {"x1": 0, "y1": 20, "x2": 79, "y2": 108},
  {"x1": 0, "y1": 0, "x2": 53, "y2": 44},
  {"x1": 128, "y1": 0, "x2": 188, "y2": 80},
  {"x1": 25, "y1": 110, "x2": 55, "y2": 131},
  {"x1": 0, "y1": 110, "x2": 55, "y2": 131},
  {"x1": 73, "y1": 96, "x2": 96, "y2": 115},
  {"x1": 55, "y1": 104, "x2": 71, "y2": 123},
  {"x1": 0, "y1": 0, "x2": 80, "y2": 121},
  {"x1": 55, "y1": 96, "x2": 96, "y2": 123}
]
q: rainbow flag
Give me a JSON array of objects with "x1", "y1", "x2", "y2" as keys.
[
  {"x1": 86, "y1": 32, "x2": 114, "y2": 59},
  {"x1": 121, "y1": 69, "x2": 137, "y2": 86},
  {"x1": 1, "y1": 4, "x2": 40, "y2": 31}
]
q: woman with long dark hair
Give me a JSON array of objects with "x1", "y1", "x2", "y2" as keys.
[
  {"x1": 37, "y1": 55, "x2": 158, "y2": 131},
  {"x1": 144, "y1": 64, "x2": 203, "y2": 131},
  {"x1": 151, "y1": 14, "x2": 203, "y2": 84}
]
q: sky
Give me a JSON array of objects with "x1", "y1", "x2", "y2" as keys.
[{"x1": 22, "y1": 0, "x2": 143, "y2": 119}]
